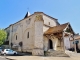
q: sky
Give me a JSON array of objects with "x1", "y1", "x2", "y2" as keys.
[{"x1": 0, "y1": 0, "x2": 80, "y2": 34}]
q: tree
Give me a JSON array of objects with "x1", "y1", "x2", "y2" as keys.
[{"x1": 0, "y1": 29, "x2": 7, "y2": 45}]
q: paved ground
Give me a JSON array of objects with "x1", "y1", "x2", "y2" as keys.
[
  {"x1": 0, "y1": 56, "x2": 8, "y2": 60},
  {"x1": 0, "y1": 52, "x2": 80, "y2": 60},
  {"x1": 3, "y1": 55, "x2": 80, "y2": 60}
]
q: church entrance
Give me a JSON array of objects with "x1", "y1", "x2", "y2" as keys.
[{"x1": 49, "y1": 39, "x2": 53, "y2": 49}]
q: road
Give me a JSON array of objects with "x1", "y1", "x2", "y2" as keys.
[{"x1": 0, "y1": 56, "x2": 8, "y2": 60}]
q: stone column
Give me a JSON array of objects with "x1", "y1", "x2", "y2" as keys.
[
  {"x1": 73, "y1": 35, "x2": 77, "y2": 52},
  {"x1": 62, "y1": 31, "x2": 65, "y2": 52},
  {"x1": 54, "y1": 39, "x2": 58, "y2": 50},
  {"x1": 51, "y1": 37, "x2": 58, "y2": 50},
  {"x1": 32, "y1": 14, "x2": 44, "y2": 56}
]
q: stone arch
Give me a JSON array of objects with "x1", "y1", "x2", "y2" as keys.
[
  {"x1": 11, "y1": 33, "x2": 18, "y2": 45},
  {"x1": 22, "y1": 28, "x2": 30, "y2": 39},
  {"x1": 22, "y1": 28, "x2": 30, "y2": 49}
]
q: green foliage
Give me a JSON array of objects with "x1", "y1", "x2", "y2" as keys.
[{"x1": 0, "y1": 29, "x2": 7, "y2": 45}]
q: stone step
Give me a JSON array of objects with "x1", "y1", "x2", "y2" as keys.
[{"x1": 45, "y1": 51, "x2": 69, "y2": 57}]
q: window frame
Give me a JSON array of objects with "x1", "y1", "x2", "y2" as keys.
[
  {"x1": 16, "y1": 35, "x2": 17, "y2": 40},
  {"x1": 27, "y1": 32, "x2": 29, "y2": 38}
]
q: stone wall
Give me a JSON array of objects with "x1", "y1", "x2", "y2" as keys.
[
  {"x1": 7, "y1": 14, "x2": 36, "y2": 52},
  {"x1": 43, "y1": 15, "x2": 58, "y2": 27},
  {"x1": 64, "y1": 36, "x2": 71, "y2": 49},
  {"x1": 43, "y1": 36, "x2": 49, "y2": 51},
  {"x1": 32, "y1": 15, "x2": 44, "y2": 55}
]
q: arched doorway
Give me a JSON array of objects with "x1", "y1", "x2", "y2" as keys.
[{"x1": 49, "y1": 39, "x2": 53, "y2": 49}]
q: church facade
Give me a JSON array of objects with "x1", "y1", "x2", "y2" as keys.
[{"x1": 5, "y1": 12, "x2": 74, "y2": 55}]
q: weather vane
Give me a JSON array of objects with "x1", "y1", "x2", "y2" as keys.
[{"x1": 27, "y1": 7, "x2": 29, "y2": 11}]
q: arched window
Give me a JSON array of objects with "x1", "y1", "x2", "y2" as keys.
[
  {"x1": 27, "y1": 32, "x2": 29, "y2": 38},
  {"x1": 16, "y1": 35, "x2": 17, "y2": 40}
]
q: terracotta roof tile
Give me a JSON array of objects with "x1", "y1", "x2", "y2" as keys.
[{"x1": 44, "y1": 23, "x2": 68, "y2": 35}]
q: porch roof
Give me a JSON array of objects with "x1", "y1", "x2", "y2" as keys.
[{"x1": 44, "y1": 23, "x2": 74, "y2": 35}]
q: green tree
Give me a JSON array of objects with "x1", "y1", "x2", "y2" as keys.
[{"x1": 0, "y1": 29, "x2": 7, "y2": 45}]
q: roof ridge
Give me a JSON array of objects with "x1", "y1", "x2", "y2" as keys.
[{"x1": 50, "y1": 22, "x2": 69, "y2": 28}]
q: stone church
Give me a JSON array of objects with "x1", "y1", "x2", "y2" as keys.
[{"x1": 5, "y1": 11, "x2": 74, "y2": 56}]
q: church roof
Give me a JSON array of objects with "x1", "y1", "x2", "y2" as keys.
[
  {"x1": 44, "y1": 23, "x2": 74, "y2": 35},
  {"x1": 5, "y1": 12, "x2": 59, "y2": 29}
]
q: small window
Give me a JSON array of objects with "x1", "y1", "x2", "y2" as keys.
[
  {"x1": 49, "y1": 22, "x2": 50, "y2": 25},
  {"x1": 27, "y1": 32, "x2": 29, "y2": 38},
  {"x1": 29, "y1": 18, "x2": 31, "y2": 20},
  {"x1": 16, "y1": 35, "x2": 17, "y2": 40}
]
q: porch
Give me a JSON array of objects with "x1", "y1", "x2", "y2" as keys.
[{"x1": 43, "y1": 23, "x2": 74, "y2": 52}]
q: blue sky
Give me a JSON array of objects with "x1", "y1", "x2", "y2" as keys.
[{"x1": 0, "y1": 0, "x2": 80, "y2": 34}]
